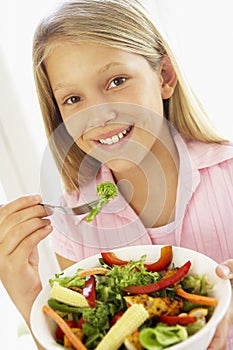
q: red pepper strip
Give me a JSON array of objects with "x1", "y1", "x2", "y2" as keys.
[
  {"x1": 83, "y1": 275, "x2": 96, "y2": 308},
  {"x1": 159, "y1": 315, "x2": 197, "y2": 326},
  {"x1": 144, "y1": 246, "x2": 173, "y2": 272},
  {"x1": 101, "y1": 246, "x2": 172, "y2": 271},
  {"x1": 122, "y1": 260, "x2": 191, "y2": 294},
  {"x1": 101, "y1": 252, "x2": 129, "y2": 266}
]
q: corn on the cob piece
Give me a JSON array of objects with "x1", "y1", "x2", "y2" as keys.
[
  {"x1": 95, "y1": 304, "x2": 149, "y2": 350},
  {"x1": 50, "y1": 282, "x2": 90, "y2": 307}
]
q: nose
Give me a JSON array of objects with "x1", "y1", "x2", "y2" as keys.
[
  {"x1": 65, "y1": 102, "x2": 118, "y2": 141},
  {"x1": 83, "y1": 89, "x2": 118, "y2": 128},
  {"x1": 88, "y1": 104, "x2": 118, "y2": 127}
]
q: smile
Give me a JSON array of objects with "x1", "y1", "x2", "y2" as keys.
[{"x1": 98, "y1": 126, "x2": 132, "y2": 145}]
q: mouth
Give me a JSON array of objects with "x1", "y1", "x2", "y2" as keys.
[{"x1": 97, "y1": 126, "x2": 133, "y2": 145}]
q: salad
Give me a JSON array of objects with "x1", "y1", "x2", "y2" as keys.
[{"x1": 42, "y1": 246, "x2": 217, "y2": 350}]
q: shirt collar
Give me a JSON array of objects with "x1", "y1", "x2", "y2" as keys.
[{"x1": 185, "y1": 139, "x2": 233, "y2": 169}]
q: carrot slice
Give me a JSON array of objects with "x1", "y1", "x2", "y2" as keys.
[
  {"x1": 77, "y1": 267, "x2": 107, "y2": 277},
  {"x1": 42, "y1": 305, "x2": 87, "y2": 350},
  {"x1": 176, "y1": 288, "x2": 218, "y2": 306}
]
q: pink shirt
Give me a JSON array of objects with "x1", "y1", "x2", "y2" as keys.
[{"x1": 50, "y1": 133, "x2": 233, "y2": 264}]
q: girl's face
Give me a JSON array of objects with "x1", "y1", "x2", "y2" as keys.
[{"x1": 45, "y1": 42, "x2": 174, "y2": 173}]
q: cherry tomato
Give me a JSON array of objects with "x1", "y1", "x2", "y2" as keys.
[
  {"x1": 77, "y1": 316, "x2": 85, "y2": 329},
  {"x1": 110, "y1": 312, "x2": 124, "y2": 326},
  {"x1": 55, "y1": 320, "x2": 77, "y2": 341}
]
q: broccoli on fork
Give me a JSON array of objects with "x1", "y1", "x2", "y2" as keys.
[{"x1": 85, "y1": 181, "x2": 118, "y2": 222}]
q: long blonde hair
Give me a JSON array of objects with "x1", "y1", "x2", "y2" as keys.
[{"x1": 33, "y1": 0, "x2": 225, "y2": 192}]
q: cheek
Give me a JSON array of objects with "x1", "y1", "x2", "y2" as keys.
[
  {"x1": 131, "y1": 84, "x2": 163, "y2": 114},
  {"x1": 76, "y1": 136, "x2": 90, "y2": 154}
]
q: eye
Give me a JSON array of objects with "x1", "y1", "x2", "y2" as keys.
[
  {"x1": 65, "y1": 95, "x2": 82, "y2": 105},
  {"x1": 108, "y1": 77, "x2": 127, "y2": 89}
]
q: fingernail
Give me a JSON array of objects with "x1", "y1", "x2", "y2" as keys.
[
  {"x1": 44, "y1": 207, "x2": 54, "y2": 215},
  {"x1": 30, "y1": 194, "x2": 41, "y2": 202}
]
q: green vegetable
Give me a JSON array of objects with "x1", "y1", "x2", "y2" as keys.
[
  {"x1": 181, "y1": 274, "x2": 213, "y2": 295},
  {"x1": 155, "y1": 323, "x2": 188, "y2": 346},
  {"x1": 82, "y1": 303, "x2": 111, "y2": 329},
  {"x1": 47, "y1": 298, "x2": 87, "y2": 314},
  {"x1": 139, "y1": 323, "x2": 188, "y2": 349},
  {"x1": 85, "y1": 181, "x2": 118, "y2": 222},
  {"x1": 139, "y1": 328, "x2": 163, "y2": 350},
  {"x1": 82, "y1": 303, "x2": 111, "y2": 349},
  {"x1": 49, "y1": 270, "x2": 85, "y2": 288},
  {"x1": 186, "y1": 318, "x2": 206, "y2": 335}
]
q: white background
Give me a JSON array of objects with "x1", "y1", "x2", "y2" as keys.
[{"x1": 0, "y1": 0, "x2": 232, "y2": 348}]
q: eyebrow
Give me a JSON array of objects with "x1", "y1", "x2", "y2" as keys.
[
  {"x1": 98, "y1": 62, "x2": 126, "y2": 74},
  {"x1": 53, "y1": 83, "x2": 74, "y2": 93},
  {"x1": 53, "y1": 62, "x2": 126, "y2": 92}
]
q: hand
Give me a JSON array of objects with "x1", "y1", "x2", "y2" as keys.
[
  {"x1": 0, "y1": 195, "x2": 53, "y2": 325},
  {"x1": 216, "y1": 260, "x2": 233, "y2": 280},
  {"x1": 207, "y1": 259, "x2": 233, "y2": 349},
  {"x1": 207, "y1": 294, "x2": 233, "y2": 350}
]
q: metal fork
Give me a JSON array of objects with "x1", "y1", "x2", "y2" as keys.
[
  {"x1": 41, "y1": 199, "x2": 101, "y2": 215},
  {"x1": 0, "y1": 199, "x2": 100, "y2": 216}
]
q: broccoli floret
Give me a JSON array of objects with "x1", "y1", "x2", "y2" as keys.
[
  {"x1": 85, "y1": 181, "x2": 118, "y2": 222},
  {"x1": 96, "y1": 181, "x2": 118, "y2": 200},
  {"x1": 82, "y1": 303, "x2": 110, "y2": 329}
]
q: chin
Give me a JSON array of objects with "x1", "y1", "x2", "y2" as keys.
[{"x1": 105, "y1": 158, "x2": 139, "y2": 173}]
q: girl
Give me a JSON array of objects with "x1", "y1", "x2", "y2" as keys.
[{"x1": 0, "y1": 1, "x2": 232, "y2": 349}]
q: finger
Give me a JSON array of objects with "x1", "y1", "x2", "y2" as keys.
[
  {"x1": 1, "y1": 194, "x2": 42, "y2": 212},
  {"x1": 215, "y1": 260, "x2": 233, "y2": 280},
  {"x1": 10, "y1": 224, "x2": 53, "y2": 265},
  {"x1": 207, "y1": 317, "x2": 229, "y2": 350},
  {"x1": 0, "y1": 217, "x2": 51, "y2": 253},
  {"x1": 1, "y1": 202, "x2": 52, "y2": 239},
  {"x1": 0, "y1": 195, "x2": 42, "y2": 224}
]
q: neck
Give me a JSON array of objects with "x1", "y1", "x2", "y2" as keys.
[{"x1": 113, "y1": 126, "x2": 179, "y2": 228}]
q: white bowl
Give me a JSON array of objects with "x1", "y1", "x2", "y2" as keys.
[{"x1": 30, "y1": 245, "x2": 232, "y2": 350}]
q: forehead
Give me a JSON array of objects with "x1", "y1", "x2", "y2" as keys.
[
  {"x1": 45, "y1": 41, "x2": 145, "y2": 65},
  {"x1": 45, "y1": 42, "x2": 152, "y2": 86}
]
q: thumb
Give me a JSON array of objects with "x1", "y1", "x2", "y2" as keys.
[{"x1": 215, "y1": 260, "x2": 233, "y2": 280}]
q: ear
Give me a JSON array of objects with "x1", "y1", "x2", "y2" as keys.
[{"x1": 159, "y1": 55, "x2": 177, "y2": 99}]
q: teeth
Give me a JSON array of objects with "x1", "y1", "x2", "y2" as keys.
[
  {"x1": 112, "y1": 135, "x2": 119, "y2": 143},
  {"x1": 99, "y1": 126, "x2": 131, "y2": 145}
]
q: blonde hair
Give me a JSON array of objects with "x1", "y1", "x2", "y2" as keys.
[{"x1": 33, "y1": 0, "x2": 225, "y2": 192}]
